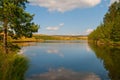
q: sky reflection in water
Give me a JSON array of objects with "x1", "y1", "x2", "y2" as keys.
[
  {"x1": 21, "y1": 41, "x2": 109, "y2": 80},
  {"x1": 26, "y1": 68, "x2": 101, "y2": 80}
]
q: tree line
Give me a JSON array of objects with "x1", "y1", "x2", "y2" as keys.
[{"x1": 88, "y1": 1, "x2": 120, "y2": 44}]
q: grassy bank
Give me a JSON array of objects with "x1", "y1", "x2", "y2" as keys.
[
  {"x1": 0, "y1": 37, "x2": 29, "y2": 80},
  {"x1": 33, "y1": 34, "x2": 88, "y2": 41},
  {"x1": 1, "y1": 34, "x2": 88, "y2": 43},
  {"x1": 11, "y1": 37, "x2": 44, "y2": 43},
  {"x1": 0, "y1": 53, "x2": 28, "y2": 80}
]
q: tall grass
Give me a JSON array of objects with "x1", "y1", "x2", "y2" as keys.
[{"x1": 0, "y1": 53, "x2": 28, "y2": 80}]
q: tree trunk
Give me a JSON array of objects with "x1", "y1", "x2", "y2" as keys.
[{"x1": 3, "y1": 20, "x2": 8, "y2": 54}]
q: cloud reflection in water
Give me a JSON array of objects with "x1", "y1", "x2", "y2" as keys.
[
  {"x1": 46, "y1": 48, "x2": 64, "y2": 58},
  {"x1": 26, "y1": 68, "x2": 101, "y2": 80}
]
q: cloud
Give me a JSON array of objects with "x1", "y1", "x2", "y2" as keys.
[
  {"x1": 29, "y1": 0, "x2": 101, "y2": 12},
  {"x1": 110, "y1": 0, "x2": 119, "y2": 5},
  {"x1": 47, "y1": 49, "x2": 59, "y2": 54},
  {"x1": 59, "y1": 23, "x2": 64, "y2": 26},
  {"x1": 46, "y1": 27, "x2": 59, "y2": 31},
  {"x1": 46, "y1": 23, "x2": 64, "y2": 31},
  {"x1": 85, "y1": 29, "x2": 94, "y2": 35},
  {"x1": 46, "y1": 49, "x2": 64, "y2": 57}
]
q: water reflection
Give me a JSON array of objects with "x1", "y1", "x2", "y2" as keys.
[
  {"x1": 89, "y1": 44, "x2": 120, "y2": 80},
  {"x1": 46, "y1": 48, "x2": 64, "y2": 58},
  {"x1": 0, "y1": 53, "x2": 28, "y2": 80},
  {"x1": 26, "y1": 68, "x2": 101, "y2": 80},
  {"x1": 22, "y1": 42, "x2": 109, "y2": 79}
]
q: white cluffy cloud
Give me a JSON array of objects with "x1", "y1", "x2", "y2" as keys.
[
  {"x1": 110, "y1": 0, "x2": 119, "y2": 5},
  {"x1": 85, "y1": 29, "x2": 94, "y2": 35},
  {"x1": 29, "y1": 0, "x2": 101, "y2": 12},
  {"x1": 46, "y1": 23, "x2": 64, "y2": 31}
]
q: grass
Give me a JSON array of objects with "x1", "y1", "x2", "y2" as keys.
[{"x1": 0, "y1": 53, "x2": 28, "y2": 80}]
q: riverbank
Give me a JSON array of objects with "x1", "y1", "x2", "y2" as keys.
[
  {"x1": 12, "y1": 38, "x2": 44, "y2": 43},
  {"x1": 0, "y1": 52, "x2": 28, "y2": 80},
  {"x1": 88, "y1": 39, "x2": 120, "y2": 46},
  {"x1": 0, "y1": 34, "x2": 88, "y2": 43},
  {"x1": 9, "y1": 35, "x2": 88, "y2": 43}
]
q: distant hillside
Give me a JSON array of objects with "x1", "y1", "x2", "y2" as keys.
[
  {"x1": 33, "y1": 34, "x2": 88, "y2": 40},
  {"x1": 0, "y1": 34, "x2": 87, "y2": 43}
]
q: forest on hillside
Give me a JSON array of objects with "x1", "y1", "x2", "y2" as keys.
[{"x1": 88, "y1": 1, "x2": 120, "y2": 44}]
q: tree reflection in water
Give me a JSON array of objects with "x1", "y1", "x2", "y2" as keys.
[
  {"x1": 89, "y1": 44, "x2": 120, "y2": 80},
  {"x1": 0, "y1": 53, "x2": 28, "y2": 80}
]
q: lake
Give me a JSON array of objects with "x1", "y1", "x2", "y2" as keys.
[{"x1": 20, "y1": 40, "x2": 120, "y2": 80}]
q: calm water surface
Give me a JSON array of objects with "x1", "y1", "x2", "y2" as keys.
[{"x1": 20, "y1": 40, "x2": 120, "y2": 80}]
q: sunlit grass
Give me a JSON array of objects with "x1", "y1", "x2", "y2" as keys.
[{"x1": 0, "y1": 53, "x2": 28, "y2": 80}]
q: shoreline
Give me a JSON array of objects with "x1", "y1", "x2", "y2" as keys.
[{"x1": 88, "y1": 40, "x2": 120, "y2": 47}]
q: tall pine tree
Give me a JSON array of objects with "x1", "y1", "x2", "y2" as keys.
[{"x1": 0, "y1": 0, "x2": 39, "y2": 53}]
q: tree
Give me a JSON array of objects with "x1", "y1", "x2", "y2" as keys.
[
  {"x1": 104, "y1": 1, "x2": 120, "y2": 41},
  {"x1": 88, "y1": 1, "x2": 120, "y2": 43},
  {"x1": 0, "y1": 0, "x2": 39, "y2": 53},
  {"x1": 110, "y1": 16, "x2": 120, "y2": 41}
]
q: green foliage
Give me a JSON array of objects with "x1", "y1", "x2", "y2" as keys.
[
  {"x1": 0, "y1": 42, "x2": 21, "y2": 54},
  {"x1": 110, "y1": 15, "x2": 120, "y2": 41},
  {"x1": 0, "y1": 53, "x2": 28, "y2": 80},
  {"x1": 7, "y1": 42, "x2": 21, "y2": 52},
  {"x1": 0, "y1": 26, "x2": 3, "y2": 33},
  {"x1": 88, "y1": 1, "x2": 120, "y2": 43},
  {"x1": 0, "y1": 0, "x2": 39, "y2": 38},
  {"x1": 0, "y1": 0, "x2": 39, "y2": 53},
  {"x1": 0, "y1": 26, "x2": 3, "y2": 40}
]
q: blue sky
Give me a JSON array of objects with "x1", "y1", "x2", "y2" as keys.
[{"x1": 26, "y1": 0, "x2": 118, "y2": 35}]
